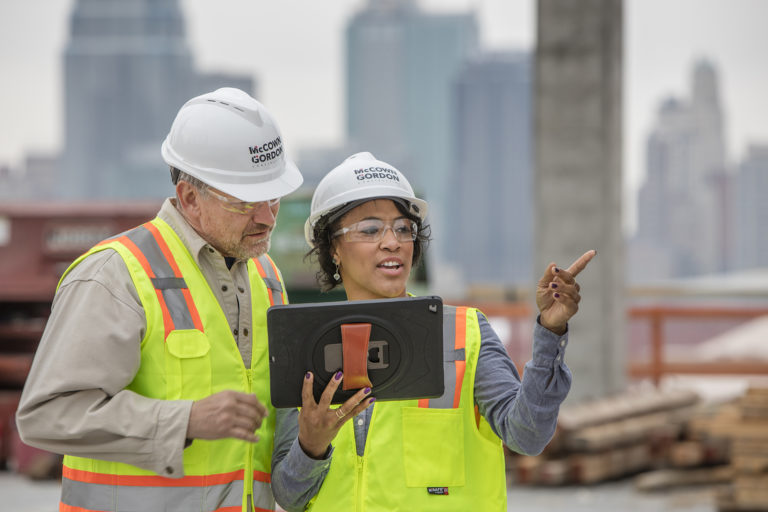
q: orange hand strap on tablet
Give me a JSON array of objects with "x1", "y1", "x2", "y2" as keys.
[{"x1": 341, "y1": 323, "x2": 373, "y2": 390}]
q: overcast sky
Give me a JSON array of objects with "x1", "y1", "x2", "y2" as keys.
[{"x1": 1, "y1": 0, "x2": 767, "y2": 232}]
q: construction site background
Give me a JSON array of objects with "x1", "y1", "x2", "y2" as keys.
[{"x1": 2, "y1": 201, "x2": 768, "y2": 511}]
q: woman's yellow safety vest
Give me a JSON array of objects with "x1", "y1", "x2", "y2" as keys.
[
  {"x1": 57, "y1": 217, "x2": 285, "y2": 512},
  {"x1": 307, "y1": 306, "x2": 507, "y2": 511}
]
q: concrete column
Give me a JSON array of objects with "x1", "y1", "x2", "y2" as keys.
[{"x1": 534, "y1": 0, "x2": 625, "y2": 402}]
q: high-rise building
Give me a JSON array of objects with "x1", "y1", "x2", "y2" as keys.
[
  {"x1": 345, "y1": 0, "x2": 478, "y2": 287},
  {"x1": 446, "y1": 52, "x2": 533, "y2": 290},
  {"x1": 631, "y1": 59, "x2": 728, "y2": 281},
  {"x1": 59, "y1": 0, "x2": 254, "y2": 199},
  {"x1": 732, "y1": 144, "x2": 768, "y2": 270}
]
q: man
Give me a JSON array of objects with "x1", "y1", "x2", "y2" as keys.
[{"x1": 16, "y1": 87, "x2": 303, "y2": 512}]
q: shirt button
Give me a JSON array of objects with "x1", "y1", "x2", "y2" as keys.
[
  {"x1": 165, "y1": 466, "x2": 174, "y2": 475},
  {"x1": 238, "y1": 286, "x2": 245, "y2": 293},
  {"x1": 221, "y1": 285, "x2": 228, "y2": 292},
  {"x1": 208, "y1": 247, "x2": 214, "y2": 253},
  {"x1": 243, "y1": 328, "x2": 249, "y2": 336},
  {"x1": 560, "y1": 340, "x2": 566, "y2": 348},
  {"x1": 357, "y1": 419, "x2": 364, "y2": 426},
  {"x1": 233, "y1": 328, "x2": 239, "y2": 336}
]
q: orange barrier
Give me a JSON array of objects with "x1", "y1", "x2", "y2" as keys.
[{"x1": 628, "y1": 306, "x2": 768, "y2": 385}]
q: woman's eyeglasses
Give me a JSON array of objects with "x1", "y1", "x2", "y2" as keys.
[{"x1": 333, "y1": 218, "x2": 418, "y2": 243}]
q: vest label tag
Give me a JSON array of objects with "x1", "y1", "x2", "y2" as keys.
[{"x1": 427, "y1": 487, "x2": 449, "y2": 495}]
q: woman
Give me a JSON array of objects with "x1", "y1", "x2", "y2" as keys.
[{"x1": 271, "y1": 152, "x2": 595, "y2": 511}]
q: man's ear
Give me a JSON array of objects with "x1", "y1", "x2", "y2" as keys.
[{"x1": 176, "y1": 181, "x2": 202, "y2": 225}]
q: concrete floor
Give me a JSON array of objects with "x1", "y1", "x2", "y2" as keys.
[{"x1": 1, "y1": 470, "x2": 719, "y2": 512}]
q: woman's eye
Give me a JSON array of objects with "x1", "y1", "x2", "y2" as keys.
[{"x1": 360, "y1": 226, "x2": 381, "y2": 235}]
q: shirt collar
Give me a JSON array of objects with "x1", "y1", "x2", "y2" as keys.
[{"x1": 157, "y1": 197, "x2": 218, "y2": 266}]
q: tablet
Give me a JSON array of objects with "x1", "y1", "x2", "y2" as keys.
[{"x1": 267, "y1": 296, "x2": 444, "y2": 408}]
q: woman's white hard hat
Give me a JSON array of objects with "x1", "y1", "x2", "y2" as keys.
[
  {"x1": 161, "y1": 87, "x2": 303, "y2": 202},
  {"x1": 304, "y1": 152, "x2": 428, "y2": 247}
]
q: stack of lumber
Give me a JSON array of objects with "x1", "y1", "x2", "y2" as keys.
[
  {"x1": 509, "y1": 387, "x2": 701, "y2": 485},
  {"x1": 710, "y1": 387, "x2": 768, "y2": 511}
]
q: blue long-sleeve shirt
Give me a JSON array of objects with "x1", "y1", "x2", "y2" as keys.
[{"x1": 271, "y1": 313, "x2": 572, "y2": 511}]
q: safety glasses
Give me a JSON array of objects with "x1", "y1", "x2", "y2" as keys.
[
  {"x1": 207, "y1": 188, "x2": 280, "y2": 215},
  {"x1": 333, "y1": 218, "x2": 418, "y2": 243}
]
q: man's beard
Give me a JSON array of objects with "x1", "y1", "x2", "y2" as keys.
[{"x1": 215, "y1": 225, "x2": 272, "y2": 260}]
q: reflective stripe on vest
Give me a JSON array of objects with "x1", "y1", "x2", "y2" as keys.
[
  {"x1": 252, "y1": 254, "x2": 284, "y2": 306},
  {"x1": 418, "y1": 306, "x2": 467, "y2": 409},
  {"x1": 61, "y1": 467, "x2": 273, "y2": 512},
  {"x1": 113, "y1": 221, "x2": 205, "y2": 339}
]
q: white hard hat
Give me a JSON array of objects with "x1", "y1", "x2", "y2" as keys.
[
  {"x1": 161, "y1": 87, "x2": 303, "y2": 202},
  {"x1": 304, "y1": 152, "x2": 428, "y2": 247}
]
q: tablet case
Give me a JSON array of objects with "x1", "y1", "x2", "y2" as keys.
[{"x1": 267, "y1": 296, "x2": 444, "y2": 408}]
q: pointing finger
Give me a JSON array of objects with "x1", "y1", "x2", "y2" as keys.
[{"x1": 566, "y1": 249, "x2": 597, "y2": 277}]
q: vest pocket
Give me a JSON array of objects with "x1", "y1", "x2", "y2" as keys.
[
  {"x1": 165, "y1": 329, "x2": 212, "y2": 400},
  {"x1": 401, "y1": 407, "x2": 466, "y2": 487}
]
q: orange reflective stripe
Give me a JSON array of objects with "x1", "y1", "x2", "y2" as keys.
[
  {"x1": 63, "y1": 466, "x2": 255, "y2": 487},
  {"x1": 252, "y1": 257, "x2": 274, "y2": 307},
  {"x1": 145, "y1": 222, "x2": 205, "y2": 332},
  {"x1": 453, "y1": 306, "x2": 467, "y2": 408},
  {"x1": 117, "y1": 235, "x2": 156, "y2": 279},
  {"x1": 264, "y1": 255, "x2": 284, "y2": 304},
  {"x1": 59, "y1": 503, "x2": 99, "y2": 512},
  {"x1": 417, "y1": 398, "x2": 429, "y2": 408},
  {"x1": 116, "y1": 234, "x2": 175, "y2": 338},
  {"x1": 253, "y1": 470, "x2": 272, "y2": 483}
]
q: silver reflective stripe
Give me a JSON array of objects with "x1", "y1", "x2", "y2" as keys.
[
  {"x1": 151, "y1": 277, "x2": 187, "y2": 289},
  {"x1": 424, "y1": 306, "x2": 464, "y2": 409},
  {"x1": 252, "y1": 480, "x2": 277, "y2": 510},
  {"x1": 256, "y1": 255, "x2": 284, "y2": 305},
  {"x1": 61, "y1": 477, "x2": 246, "y2": 512},
  {"x1": 124, "y1": 225, "x2": 197, "y2": 331}
]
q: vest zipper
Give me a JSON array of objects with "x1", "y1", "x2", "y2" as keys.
[
  {"x1": 356, "y1": 453, "x2": 365, "y2": 512},
  {"x1": 245, "y1": 368, "x2": 254, "y2": 511}
]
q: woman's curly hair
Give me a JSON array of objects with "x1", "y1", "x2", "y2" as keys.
[{"x1": 305, "y1": 200, "x2": 431, "y2": 292}]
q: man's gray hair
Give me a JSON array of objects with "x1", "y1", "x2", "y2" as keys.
[{"x1": 171, "y1": 167, "x2": 210, "y2": 196}]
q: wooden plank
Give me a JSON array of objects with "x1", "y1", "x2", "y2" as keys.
[
  {"x1": 557, "y1": 388, "x2": 699, "y2": 432},
  {"x1": 634, "y1": 466, "x2": 733, "y2": 492}
]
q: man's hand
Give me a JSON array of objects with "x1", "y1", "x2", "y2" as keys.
[
  {"x1": 187, "y1": 390, "x2": 269, "y2": 443},
  {"x1": 536, "y1": 250, "x2": 597, "y2": 335}
]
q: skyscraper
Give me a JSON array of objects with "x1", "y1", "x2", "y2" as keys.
[
  {"x1": 59, "y1": 0, "x2": 254, "y2": 199},
  {"x1": 345, "y1": 0, "x2": 478, "y2": 286},
  {"x1": 732, "y1": 145, "x2": 768, "y2": 270},
  {"x1": 447, "y1": 52, "x2": 533, "y2": 290},
  {"x1": 632, "y1": 59, "x2": 728, "y2": 281}
]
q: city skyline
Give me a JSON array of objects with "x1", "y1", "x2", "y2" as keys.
[{"x1": 1, "y1": 0, "x2": 767, "y2": 234}]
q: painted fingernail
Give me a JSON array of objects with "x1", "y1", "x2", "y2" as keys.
[
  {"x1": 335, "y1": 371, "x2": 343, "y2": 381},
  {"x1": 554, "y1": 267, "x2": 560, "y2": 273},
  {"x1": 305, "y1": 372, "x2": 311, "y2": 380},
  {"x1": 551, "y1": 283, "x2": 558, "y2": 288},
  {"x1": 554, "y1": 293, "x2": 560, "y2": 298},
  {"x1": 369, "y1": 398, "x2": 376, "y2": 404},
  {"x1": 364, "y1": 387, "x2": 371, "y2": 394}
]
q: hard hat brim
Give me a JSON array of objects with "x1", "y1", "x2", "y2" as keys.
[{"x1": 209, "y1": 158, "x2": 304, "y2": 202}]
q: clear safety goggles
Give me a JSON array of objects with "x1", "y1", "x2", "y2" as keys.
[
  {"x1": 207, "y1": 188, "x2": 280, "y2": 215},
  {"x1": 333, "y1": 218, "x2": 418, "y2": 243}
]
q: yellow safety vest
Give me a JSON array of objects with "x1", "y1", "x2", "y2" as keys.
[
  {"x1": 57, "y1": 217, "x2": 285, "y2": 512},
  {"x1": 307, "y1": 306, "x2": 507, "y2": 511}
]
